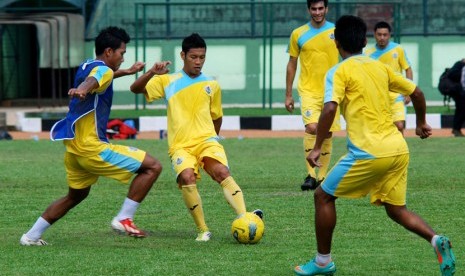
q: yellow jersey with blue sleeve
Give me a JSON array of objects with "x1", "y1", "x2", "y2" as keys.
[
  {"x1": 287, "y1": 21, "x2": 339, "y2": 96},
  {"x1": 144, "y1": 70, "x2": 222, "y2": 155},
  {"x1": 324, "y1": 55, "x2": 416, "y2": 158},
  {"x1": 365, "y1": 42, "x2": 412, "y2": 104},
  {"x1": 51, "y1": 59, "x2": 114, "y2": 156}
]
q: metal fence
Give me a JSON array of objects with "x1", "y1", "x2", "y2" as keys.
[{"x1": 84, "y1": 0, "x2": 465, "y2": 40}]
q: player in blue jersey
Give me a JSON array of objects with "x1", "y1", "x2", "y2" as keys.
[
  {"x1": 20, "y1": 26, "x2": 166, "y2": 246},
  {"x1": 294, "y1": 15, "x2": 455, "y2": 276},
  {"x1": 365, "y1": 21, "x2": 413, "y2": 134},
  {"x1": 285, "y1": 0, "x2": 340, "y2": 191}
]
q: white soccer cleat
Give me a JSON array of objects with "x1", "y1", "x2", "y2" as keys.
[
  {"x1": 195, "y1": 231, "x2": 212, "y2": 242},
  {"x1": 20, "y1": 234, "x2": 48, "y2": 246},
  {"x1": 111, "y1": 217, "x2": 146, "y2": 238}
]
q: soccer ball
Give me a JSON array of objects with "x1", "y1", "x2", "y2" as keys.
[{"x1": 231, "y1": 212, "x2": 265, "y2": 244}]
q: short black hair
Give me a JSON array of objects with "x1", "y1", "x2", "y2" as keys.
[
  {"x1": 95, "y1": 26, "x2": 130, "y2": 56},
  {"x1": 307, "y1": 0, "x2": 328, "y2": 9},
  {"x1": 374, "y1": 21, "x2": 392, "y2": 33},
  {"x1": 182, "y1": 33, "x2": 207, "y2": 53},
  {"x1": 334, "y1": 15, "x2": 367, "y2": 54}
]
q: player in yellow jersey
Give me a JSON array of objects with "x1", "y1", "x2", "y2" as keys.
[
  {"x1": 294, "y1": 15, "x2": 455, "y2": 276},
  {"x1": 20, "y1": 27, "x2": 164, "y2": 246},
  {"x1": 285, "y1": 0, "x2": 340, "y2": 191},
  {"x1": 130, "y1": 33, "x2": 263, "y2": 242},
  {"x1": 365, "y1": 21, "x2": 413, "y2": 134}
]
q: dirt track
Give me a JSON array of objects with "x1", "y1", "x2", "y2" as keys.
[{"x1": 7, "y1": 128, "x2": 456, "y2": 141}]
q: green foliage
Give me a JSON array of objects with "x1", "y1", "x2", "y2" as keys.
[{"x1": 0, "y1": 137, "x2": 463, "y2": 275}]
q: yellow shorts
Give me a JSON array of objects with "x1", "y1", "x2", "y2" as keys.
[
  {"x1": 64, "y1": 144, "x2": 146, "y2": 189},
  {"x1": 170, "y1": 140, "x2": 228, "y2": 179},
  {"x1": 321, "y1": 153, "x2": 409, "y2": 206},
  {"x1": 300, "y1": 94, "x2": 341, "y2": 131},
  {"x1": 391, "y1": 95, "x2": 407, "y2": 122}
]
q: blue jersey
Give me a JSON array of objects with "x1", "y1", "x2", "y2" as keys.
[{"x1": 51, "y1": 59, "x2": 114, "y2": 155}]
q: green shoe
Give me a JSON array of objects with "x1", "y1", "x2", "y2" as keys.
[
  {"x1": 434, "y1": 236, "x2": 456, "y2": 276},
  {"x1": 294, "y1": 258, "x2": 336, "y2": 276}
]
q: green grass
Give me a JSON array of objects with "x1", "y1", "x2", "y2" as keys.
[
  {"x1": 106, "y1": 105, "x2": 454, "y2": 119},
  {"x1": 0, "y1": 137, "x2": 463, "y2": 275}
]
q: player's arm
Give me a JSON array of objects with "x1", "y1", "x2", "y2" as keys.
[
  {"x1": 68, "y1": 77, "x2": 99, "y2": 101},
  {"x1": 114, "y1": 61, "x2": 145, "y2": 78},
  {"x1": 409, "y1": 86, "x2": 432, "y2": 139},
  {"x1": 213, "y1": 117, "x2": 222, "y2": 135},
  {"x1": 307, "y1": 101, "x2": 338, "y2": 167},
  {"x1": 130, "y1": 61, "x2": 171, "y2": 94},
  {"x1": 285, "y1": 56, "x2": 298, "y2": 113},
  {"x1": 403, "y1": 67, "x2": 413, "y2": 104}
]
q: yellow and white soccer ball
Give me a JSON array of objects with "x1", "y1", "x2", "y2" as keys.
[{"x1": 231, "y1": 212, "x2": 265, "y2": 244}]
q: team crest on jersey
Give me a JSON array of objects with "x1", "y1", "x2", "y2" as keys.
[
  {"x1": 330, "y1": 33, "x2": 335, "y2": 40},
  {"x1": 305, "y1": 110, "x2": 312, "y2": 117},
  {"x1": 176, "y1": 157, "x2": 184, "y2": 165},
  {"x1": 392, "y1": 53, "x2": 398, "y2": 59},
  {"x1": 205, "y1": 85, "x2": 212, "y2": 95}
]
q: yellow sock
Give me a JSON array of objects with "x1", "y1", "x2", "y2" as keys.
[
  {"x1": 303, "y1": 133, "x2": 316, "y2": 177},
  {"x1": 318, "y1": 137, "x2": 333, "y2": 180},
  {"x1": 181, "y1": 184, "x2": 208, "y2": 232},
  {"x1": 220, "y1": 176, "x2": 246, "y2": 215}
]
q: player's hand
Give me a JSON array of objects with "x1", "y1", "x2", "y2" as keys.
[
  {"x1": 285, "y1": 96, "x2": 295, "y2": 113},
  {"x1": 128, "y1": 61, "x2": 146, "y2": 74},
  {"x1": 68, "y1": 88, "x2": 87, "y2": 101},
  {"x1": 150, "y1": 61, "x2": 171, "y2": 75},
  {"x1": 415, "y1": 123, "x2": 432, "y2": 139},
  {"x1": 307, "y1": 149, "x2": 321, "y2": 168},
  {"x1": 404, "y1": 95, "x2": 411, "y2": 105}
]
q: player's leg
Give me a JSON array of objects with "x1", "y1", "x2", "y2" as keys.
[
  {"x1": 113, "y1": 152, "x2": 162, "y2": 238},
  {"x1": 91, "y1": 144, "x2": 161, "y2": 237},
  {"x1": 295, "y1": 156, "x2": 379, "y2": 275},
  {"x1": 378, "y1": 154, "x2": 455, "y2": 275},
  {"x1": 294, "y1": 185, "x2": 337, "y2": 275},
  {"x1": 200, "y1": 142, "x2": 247, "y2": 215},
  {"x1": 300, "y1": 95, "x2": 319, "y2": 190},
  {"x1": 178, "y1": 168, "x2": 210, "y2": 241},
  {"x1": 172, "y1": 148, "x2": 210, "y2": 241},
  {"x1": 21, "y1": 152, "x2": 94, "y2": 245}
]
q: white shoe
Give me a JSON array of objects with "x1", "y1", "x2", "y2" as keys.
[
  {"x1": 20, "y1": 234, "x2": 48, "y2": 246},
  {"x1": 111, "y1": 217, "x2": 146, "y2": 238},
  {"x1": 195, "y1": 231, "x2": 211, "y2": 242}
]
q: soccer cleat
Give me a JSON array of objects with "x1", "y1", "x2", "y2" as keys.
[
  {"x1": 252, "y1": 209, "x2": 264, "y2": 220},
  {"x1": 294, "y1": 258, "x2": 336, "y2": 276},
  {"x1": 301, "y1": 175, "x2": 319, "y2": 191},
  {"x1": 111, "y1": 217, "x2": 146, "y2": 238},
  {"x1": 434, "y1": 236, "x2": 456, "y2": 276},
  {"x1": 452, "y1": 129, "x2": 464, "y2": 137},
  {"x1": 195, "y1": 231, "x2": 212, "y2": 242},
  {"x1": 20, "y1": 234, "x2": 48, "y2": 246}
]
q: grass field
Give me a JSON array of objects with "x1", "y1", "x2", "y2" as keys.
[{"x1": 0, "y1": 137, "x2": 462, "y2": 275}]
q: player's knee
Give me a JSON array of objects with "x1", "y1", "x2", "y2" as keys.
[
  {"x1": 178, "y1": 172, "x2": 196, "y2": 186},
  {"x1": 142, "y1": 157, "x2": 163, "y2": 179},
  {"x1": 212, "y1": 168, "x2": 230, "y2": 183}
]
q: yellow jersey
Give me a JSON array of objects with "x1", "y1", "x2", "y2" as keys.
[
  {"x1": 287, "y1": 21, "x2": 339, "y2": 97},
  {"x1": 145, "y1": 71, "x2": 223, "y2": 155},
  {"x1": 324, "y1": 55, "x2": 416, "y2": 158}
]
